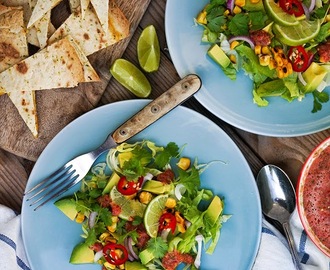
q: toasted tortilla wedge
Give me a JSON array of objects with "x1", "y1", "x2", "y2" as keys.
[
  {"x1": 90, "y1": 0, "x2": 108, "y2": 33},
  {"x1": 27, "y1": 0, "x2": 61, "y2": 28},
  {"x1": 8, "y1": 90, "x2": 38, "y2": 137},
  {"x1": 80, "y1": 0, "x2": 90, "y2": 18},
  {"x1": 0, "y1": 4, "x2": 37, "y2": 136},
  {"x1": 48, "y1": 0, "x2": 130, "y2": 56},
  {"x1": 69, "y1": 0, "x2": 80, "y2": 14},
  {"x1": 0, "y1": 36, "x2": 100, "y2": 94},
  {"x1": 0, "y1": 5, "x2": 28, "y2": 72}
]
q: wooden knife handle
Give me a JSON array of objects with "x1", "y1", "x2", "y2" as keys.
[{"x1": 112, "y1": 74, "x2": 201, "y2": 144}]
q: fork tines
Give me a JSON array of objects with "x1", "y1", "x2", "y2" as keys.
[{"x1": 25, "y1": 163, "x2": 80, "y2": 211}]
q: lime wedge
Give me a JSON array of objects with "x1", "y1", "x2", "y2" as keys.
[
  {"x1": 110, "y1": 58, "x2": 151, "y2": 97},
  {"x1": 263, "y1": 0, "x2": 299, "y2": 26},
  {"x1": 144, "y1": 194, "x2": 168, "y2": 238},
  {"x1": 273, "y1": 19, "x2": 321, "y2": 46},
  {"x1": 137, "y1": 25, "x2": 160, "y2": 73},
  {"x1": 110, "y1": 186, "x2": 146, "y2": 220}
]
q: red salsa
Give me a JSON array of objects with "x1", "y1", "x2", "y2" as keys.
[{"x1": 302, "y1": 144, "x2": 330, "y2": 252}]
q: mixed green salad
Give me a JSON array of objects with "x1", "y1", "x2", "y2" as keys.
[
  {"x1": 54, "y1": 140, "x2": 230, "y2": 270},
  {"x1": 196, "y1": 0, "x2": 330, "y2": 112}
]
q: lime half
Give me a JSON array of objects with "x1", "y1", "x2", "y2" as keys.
[
  {"x1": 110, "y1": 58, "x2": 151, "y2": 97},
  {"x1": 144, "y1": 194, "x2": 168, "y2": 238},
  {"x1": 263, "y1": 0, "x2": 299, "y2": 26},
  {"x1": 137, "y1": 25, "x2": 161, "y2": 73},
  {"x1": 273, "y1": 19, "x2": 321, "y2": 46},
  {"x1": 110, "y1": 186, "x2": 146, "y2": 220}
]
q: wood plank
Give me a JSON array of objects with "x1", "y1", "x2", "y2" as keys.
[
  {"x1": 0, "y1": 148, "x2": 29, "y2": 212},
  {"x1": 0, "y1": 0, "x2": 151, "y2": 161}
]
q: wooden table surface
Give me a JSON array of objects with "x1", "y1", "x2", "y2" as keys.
[{"x1": 1, "y1": 0, "x2": 330, "y2": 214}]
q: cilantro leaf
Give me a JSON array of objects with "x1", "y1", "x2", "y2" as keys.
[
  {"x1": 228, "y1": 13, "x2": 249, "y2": 36},
  {"x1": 146, "y1": 237, "x2": 168, "y2": 259},
  {"x1": 154, "y1": 142, "x2": 179, "y2": 168},
  {"x1": 312, "y1": 91, "x2": 329, "y2": 113}
]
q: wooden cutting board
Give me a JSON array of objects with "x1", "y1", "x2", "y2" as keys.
[{"x1": 0, "y1": 0, "x2": 151, "y2": 161}]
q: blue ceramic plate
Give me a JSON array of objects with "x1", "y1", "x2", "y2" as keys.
[
  {"x1": 22, "y1": 100, "x2": 261, "y2": 270},
  {"x1": 165, "y1": 0, "x2": 330, "y2": 137}
]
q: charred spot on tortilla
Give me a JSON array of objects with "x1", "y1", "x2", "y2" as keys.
[{"x1": 16, "y1": 62, "x2": 28, "y2": 74}]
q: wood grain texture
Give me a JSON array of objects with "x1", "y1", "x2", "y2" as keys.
[{"x1": 0, "y1": 0, "x2": 151, "y2": 161}]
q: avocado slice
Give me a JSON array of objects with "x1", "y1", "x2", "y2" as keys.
[
  {"x1": 141, "y1": 180, "x2": 172, "y2": 194},
  {"x1": 207, "y1": 44, "x2": 231, "y2": 69},
  {"x1": 69, "y1": 242, "x2": 94, "y2": 264},
  {"x1": 302, "y1": 62, "x2": 327, "y2": 93},
  {"x1": 102, "y1": 171, "x2": 120, "y2": 194},
  {"x1": 54, "y1": 198, "x2": 78, "y2": 221},
  {"x1": 125, "y1": 261, "x2": 147, "y2": 270},
  {"x1": 204, "y1": 196, "x2": 223, "y2": 226}
]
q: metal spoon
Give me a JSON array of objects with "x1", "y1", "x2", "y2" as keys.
[{"x1": 256, "y1": 164, "x2": 302, "y2": 270}]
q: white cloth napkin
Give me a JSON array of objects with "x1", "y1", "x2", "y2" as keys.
[{"x1": 0, "y1": 204, "x2": 329, "y2": 270}]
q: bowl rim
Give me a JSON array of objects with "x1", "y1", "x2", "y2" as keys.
[{"x1": 297, "y1": 136, "x2": 330, "y2": 258}]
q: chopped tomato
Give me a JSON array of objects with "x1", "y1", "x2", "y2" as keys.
[
  {"x1": 103, "y1": 243, "x2": 128, "y2": 265},
  {"x1": 279, "y1": 0, "x2": 304, "y2": 17},
  {"x1": 117, "y1": 176, "x2": 143, "y2": 195},
  {"x1": 158, "y1": 212, "x2": 177, "y2": 234},
  {"x1": 288, "y1": 46, "x2": 310, "y2": 72}
]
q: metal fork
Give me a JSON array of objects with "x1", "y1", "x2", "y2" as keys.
[{"x1": 24, "y1": 74, "x2": 201, "y2": 210}]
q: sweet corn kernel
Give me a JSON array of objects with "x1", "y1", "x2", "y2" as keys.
[
  {"x1": 196, "y1": 10, "x2": 207, "y2": 24},
  {"x1": 259, "y1": 55, "x2": 271, "y2": 66},
  {"x1": 287, "y1": 62, "x2": 293, "y2": 74},
  {"x1": 139, "y1": 191, "x2": 153, "y2": 204},
  {"x1": 165, "y1": 198, "x2": 176, "y2": 208},
  {"x1": 230, "y1": 40, "x2": 240, "y2": 50},
  {"x1": 175, "y1": 212, "x2": 186, "y2": 233},
  {"x1": 233, "y1": 5, "x2": 242, "y2": 14},
  {"x1": 75, "y1": 212, "x2": 85, "y2": 223},
  {"x1": 177, "y1": 157, "x2": 191, "y2": 170},
  {"x1": 261, "y1": 46, "x2": 271, "y2": 55},
  {"x1": 229, "y1": 54, "x2": 237, "y2": 63},
  {"x1": 269, "y1": 59, "x2": 276, "y2": 70},
  {"x1": 99, "y1": 232, "x2": 111, "y2": 241},
  {"x1": 224, "y1": 9, "x2": 230, "y2": 16},
  {"x1": 103, "y1": 262, "x2": 116, "y2": 270},
  {"x1": 250, "y1": 0, "x2": 260, "y2": 3},
  {"x1": 275, "y1": 55, "x2": 283, "y2": 66},
  {"x1": 277, "y1": 67, "x2": 285, "y2": 79},
  {"x1": 254, "y1": 45, "x2": 262, "y2": 55},
  {"x1": 235, "y1": 0, "x2": 246, "y2": 7}
]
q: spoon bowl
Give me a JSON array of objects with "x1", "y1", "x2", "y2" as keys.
[{"x1": 256, "y1": 164, "x2": 302, "y2": 270}]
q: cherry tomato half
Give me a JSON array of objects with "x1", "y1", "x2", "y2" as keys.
[
  {"x1": 288, "y1": 46, "x2": 310, "y2": 72},
  {"x1": 158, "y1": 212, "x2": 177, "y2": 234},
  {"x1": 117, "y1": 176, "x2": 143, "y2": 195},
  {"x1": 103, "y1": 243, "x2": 128, "y2": 265},
  {"x1": 279, "y1": 0, "x2": 305, "y2": 17}
]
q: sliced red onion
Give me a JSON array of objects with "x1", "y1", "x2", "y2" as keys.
[
  {"x1": 228, "y1": 36, "x2": 255, "y2": 50},
  {"x1": 298, "y1": 72, "x2": 307, "y2": 86},
  {"x1": 88, "y1": 211, "x2": 98, "y2": 229},
  {"x1": 140, "y1": 172, "x2": 154, "y2": 190},
  {"x1": 308, "y1": 0, "x2": 316, "y2": 12},
  {"x1": 128, "y1": 237, "x2": 139, "y2": 260},
  {"x1": 161, "y1": 228, "x2": 171, "y2": 241},
  {"x1": 94, "y1": 250, "x2": 103, "y2": 262},
  {"x1": 226, "y1": 0, "x2": 235, "y2": 12},
  {"x1": 194, "y1": 235, "x2": 204, "y2": 268},
  {"x1": 302, "y1": 3, "x2": 310, "y2": 20},
  {"x1": 174, "y1": 184, "x2": 186, "y2": 200}
]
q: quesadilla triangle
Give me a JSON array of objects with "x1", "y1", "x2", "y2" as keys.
[
  {"x1": 0, "y1": 35, "x2": 100, "y2": 94},
  {"x1": 8, "y1": 90, "x2": 38, "y2": 137},
  {"x1": 0, "y1": 4, "x2": 28, "y2": 72},
  {"x1": 48, "y1": 0, "x2": 130, "y2": 56}
]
